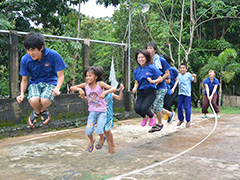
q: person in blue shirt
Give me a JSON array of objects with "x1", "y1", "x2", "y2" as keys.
[
  {"x1": 163, "y1": 54, "x2": 179, "y2": 122},
  {"x1": 104, "y1": 83, "x2": 124, "y2": 154},
  {"x1": 132, "y1": 49, "x2": 163, "y2": 128},
  {"x1": 16, "y1": 32, "x2": 67, "y2": 128},
  {"x1": 147, "y1": 42, "x2": 175, "y2": 133},
  {"x1": 177, "y1": 63, "x2": 197, "y2": 128},
  {"x1": 202, "y1": 70, "x2": 220, "y2": 118}
]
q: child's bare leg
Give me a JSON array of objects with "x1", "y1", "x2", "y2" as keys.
[
  {"x1": 104, "y1": 130, "x2": 115, "y2": 154},
  {"x1": 87, "y1": 134, "x2": 95, "y2": 146},
  {"x1": 162, "y1": 109, "x2": 172, "y2": 116},
  {"x1": 155, "y1": 111, "x2": 163, "y2": 125},
  {"x1": 98, "y1": 134, "x2": 105, "y2": 145}
]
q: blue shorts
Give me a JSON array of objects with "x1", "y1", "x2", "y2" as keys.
[
  {"x1": 28, "y1": 82, "x2": 56, "y2": 102},
  {"x1": 104, "y1": 117, "x2": 114, "y2": 131},
  {"x1": 86, "y1": 111, "x2": 107, "y2": 135}
]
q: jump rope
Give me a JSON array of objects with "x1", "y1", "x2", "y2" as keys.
[{"x1": 107, "y1": 100, "x2": 218, "y2": 180}]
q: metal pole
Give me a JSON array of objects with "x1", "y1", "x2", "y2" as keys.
[
  {"x1": 0, "y1": 30, "x2": 125, "y2": 47},
  {"x1": 128, "y1": 7, "x2": 131, "y2": 92}
]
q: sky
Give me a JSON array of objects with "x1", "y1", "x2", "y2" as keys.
[{"x1": 80, "y1": 0, "x2": 119, "y2": 18}]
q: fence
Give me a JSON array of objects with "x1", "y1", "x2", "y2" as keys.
[
  {"x1": 0, "y1": 30, "x2": 135, "y2": 124},
  {"x1": 222, "y1": 95, "x2": 240, "y2": 107}
]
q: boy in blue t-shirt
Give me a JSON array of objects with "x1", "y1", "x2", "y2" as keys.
[
  {"x1": 16, "y1": 32, "x2": 67, "y2": 128},
  {"x1": 177, "y1": 63, "x2": 197, "y2": 128}
]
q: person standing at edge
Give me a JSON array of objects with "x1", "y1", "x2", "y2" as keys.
[
  {"x1": 16, "y1": 32, "x2": 67, "y2": 128},
  {"x1": 202, "y1": 70, "x2": 220, "y2": 118}
]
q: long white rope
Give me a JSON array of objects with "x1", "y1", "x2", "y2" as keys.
[{"x1": 107, "y1": 100, "x2": 218, "y2": 180}]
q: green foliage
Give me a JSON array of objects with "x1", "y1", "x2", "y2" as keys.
[
  {"x1": 0, "y1": 65, "x2": 9, "y2": 97},
  {"x1": 192, "y1": 106, "x2": 240, "y2": 114},
  {"x1": 113, "y1": 117, "x2": 118, "y2": 122},
  {"x1": 0, "y1": 0, "x2": 240, "y2": 99}
]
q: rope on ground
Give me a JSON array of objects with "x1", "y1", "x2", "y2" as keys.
[{"x1": 107, "y1": 100, "x2": 218, "y2": 180}]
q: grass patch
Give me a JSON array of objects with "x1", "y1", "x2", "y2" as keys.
[
  {"x1": 192, "y1": 106, "x2": 240, "y2": 114},
  {"x1": 0, "y1": 122, "x2": 15, "y2": 128},
  {"x1": 114, "y1": 107, "x2": 125, "y2": 113}
]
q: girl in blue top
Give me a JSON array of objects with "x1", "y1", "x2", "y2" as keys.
[
  {"x1": 202, "y1": 70, "x2": 220, "y2": 118},
  {"x1": 132, "y1": 50, "x2": 163, "y2": 128}
]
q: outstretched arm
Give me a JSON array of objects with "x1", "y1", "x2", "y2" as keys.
[
  {"x1": 132, "y1": 80, "x2": 138, "y2": 94},
  {"x1": 70, "y1": 82, "x2": 87, "y2": 99},
  {"x1": 51, "y1": 70, "x2": 64, "y2": 96},
  {"x1": 113, "y1": 83, "x2": 124, "y2": 101},
  {"x1": 147, "y1": 75, "x2": 163, "y2": 85},
  {"x1": 16, "y1": 76, "x2": 28, "y2": 104},
  {"x1": 99, "y1": 81, "x2": 117, "y2": 99},
  {"x1": 192, "y1": 74, "x2": 197, "y2": 83},
  {"x1": 171, "y1": 77, "x2": 178, "y2": 94}
]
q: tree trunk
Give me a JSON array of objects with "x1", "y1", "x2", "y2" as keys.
[
  {"x1": 185, "y1": 0, "x2": 195, "y2": 67},
  {"x1": 178, "y1": 0, "x2": 185, "y2": 68},
  {"x1": 68, "y1": 0, "x2": 81, "y2": 94}
]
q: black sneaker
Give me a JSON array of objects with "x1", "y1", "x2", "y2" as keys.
[{"x1": 167, "y1": 112, "x2": 175, "y2": 123}]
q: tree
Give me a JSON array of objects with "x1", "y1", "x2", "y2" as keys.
[
  {"x1": 199, "y1": 48, "x2": 239, "y2": 106},
  {"x1": 1, "y1": 0, "x2": 80, "y2": 33}
]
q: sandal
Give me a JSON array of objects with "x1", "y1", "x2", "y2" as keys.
[
  {"x1": 148, "y1": 124, "x2": 163, "y2": 133},
  {"x1": 87, "y1": 140, "x2": 95, "y2": 153},
  {"x1": 177, "y1": 121, "x2": 184, "y2": 126},
  {"x1": 28, "y1": 110, "x2": 39, "y2": 128},
  {"x1": 95, "y1": 136, "x2": 106, "y2": 150},
  {"x1": 186, "y1": 122, "x2": 191, "y2": 128},
  {"x1": 41, "y1": 109, "x2": 51, "y2": 125}
]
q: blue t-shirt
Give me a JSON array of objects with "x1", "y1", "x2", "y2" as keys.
[
  {"x1": 204, "y1": 77, "x2": 219, "y2": 95},
  {"x1": 105, "y1": 93, "x2": 113, "y2": 121},
  {"x1": 166, "y1": 67, "x2": 178, "y2": 95},
  {"x1": 20, "y1": 47, "x2": 67, "y2": 86},
  {"x1": 178, "y1": 72, "x2": 194, "y2": 97},
  {"x1": 153, "y1": 54, "x2": 170, "y2": 90},
  {"x1": 134, "y1": 64, "x2": 162, "y2": 90}
]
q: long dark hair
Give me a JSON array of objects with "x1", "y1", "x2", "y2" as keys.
[
  {"x1": 135, "y1": 49, "x2": 151, "y2": 65},
  {"x1": 84, "y1": 66, "x2": 104, "y2": 81}
]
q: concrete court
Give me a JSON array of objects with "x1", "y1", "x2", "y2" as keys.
[{"x1": 0, "y1": 113, "x2": 240, "y2": 180}]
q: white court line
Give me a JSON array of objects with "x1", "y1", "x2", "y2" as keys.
[
  {"x1": 107, "y1": 101, "x2": 218, "y2": 180},
  {"x1": 3, "y1": 118, "x2": 136, "y2": 146},
  {"x1": 4, "y1": 128, "x2": 85, "y2": 145}
]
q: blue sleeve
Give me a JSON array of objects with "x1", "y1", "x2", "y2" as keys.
[
  {"x1": 151, "y1": 65, "x2": 162, "y2": 79},
  {"x1": 173, "y1": 68, "x2": 178, "y2": 78},
  {"x1": 52, "y1": 51, "x2": 67, "y2": 72},
  {"x1": 134, "y1": 68, "x2": 137, "y2": 80},
  {"x1": 19, "y1": 56, "x2": 30, "y2": 76},
  {"x1": 203, "y1": 78, "x2": 208, "y2": 85},
  {"x1": 215, "y1": 78, "x2": 219, "y2": 85},
  {"x1": 160, "y1": 57, "x2": 170, "y2": 72},
  {"x1": 188, "y1": 73, "x2": 194, "y2": 81}
]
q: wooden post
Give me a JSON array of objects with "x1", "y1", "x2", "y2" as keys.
[
  {"x1": 123, "y1": 43, "x2": 133, "y2": 111},
  {"x1": 123, "y1": 43, "x2": 128, "y2": 91},
  {"x1": 9, "y1": 31, "x2": 19, "y2": 98},
  {"x1": 82, "y1": 39, "x2": 90, "y2": 78}
]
